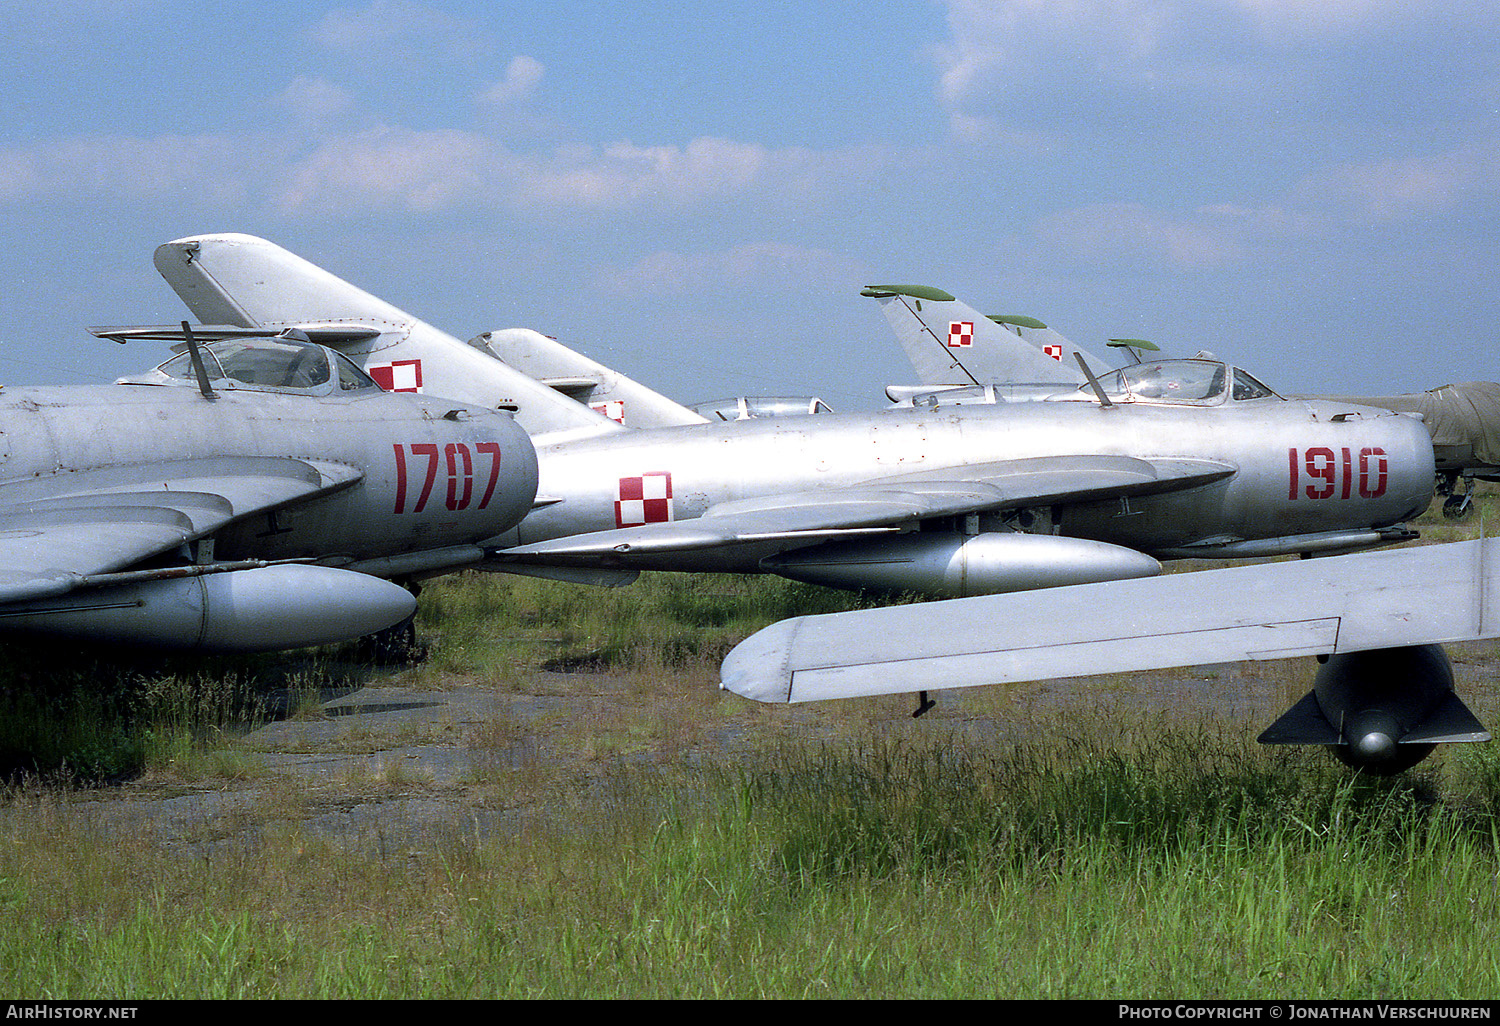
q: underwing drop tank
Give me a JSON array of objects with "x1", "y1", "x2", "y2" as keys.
[
  {"x1": 763, "y1": 532, "x2": 1162, "y2": 597},
  {"x1": 1259, "y1": 644, "x2": 1489, "y2": 774},
  {"x1": 0, "y1": 564, "x2": 417, "y2": 652}
]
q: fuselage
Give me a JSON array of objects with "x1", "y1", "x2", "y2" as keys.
[
  {"x1": 500, "y1": 396, "x2": 1434, "y2": 572},
  {"x1": 0, "y1": 383, "x2": 538, "y2": 564}
]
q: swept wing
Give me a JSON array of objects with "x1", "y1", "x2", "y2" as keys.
[
  {"x1": 0, "y1": 456, "x2": 361, "y2": 603},
  {"x1": 497, "y1": 455, "x2": 1233, "y2": 561},
  {"x1": 721, "y1": 538, "x2": 1500, "y2": 704}
]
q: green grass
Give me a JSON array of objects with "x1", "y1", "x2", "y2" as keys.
[
  {"x1": 411, "y1": 570, "x2": 873, "y2": 680},
  {"x1": 0, "y1": 727, "x2": 1498, "y2": 997},
  {"x1": 0, "y1": 494, "x2": 1497, "y2": 996}
]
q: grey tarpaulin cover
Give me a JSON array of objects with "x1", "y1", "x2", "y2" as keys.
[{"x1": 1320, "y1": 382, "x2": 1500, "y2": 465}]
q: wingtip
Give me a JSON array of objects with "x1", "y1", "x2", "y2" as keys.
[{"x1": 720, "y1": 617, "x2": 802, "y2": 703}]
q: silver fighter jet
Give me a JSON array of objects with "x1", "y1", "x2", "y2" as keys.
[
  {"x1": 868, "y1": 283, "x2": 1500, "y2": 517},
  {"x1": 150, "y1": 235, "x2": 1435, "y2": 600},
  {"x1": 0, "y1": 326, "x2": 537, "y2": 651}
]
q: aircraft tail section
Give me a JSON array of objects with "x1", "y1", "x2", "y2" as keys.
[
  {"x1": 154, "y1": 234, "x2": 623, "y2": 442},
  {"x1": 471, "y1": 328, "x2": 708, "y2": 429},
  {"x1": 862, "y1": 284, "x2": 1108, "y2": 388}
]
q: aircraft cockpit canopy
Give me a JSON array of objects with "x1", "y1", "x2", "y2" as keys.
[
  {"x1": 121, "y1": 338, "x2": 382, "y2": 396},
  {"x1": 691, "y1": 396, "x2": 834, "y2": 421},
  {"x1": 1082, "y1": 359, "x2": 1279, "y2": 406}
]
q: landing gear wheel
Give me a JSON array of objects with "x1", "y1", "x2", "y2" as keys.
[
  {"x1": 360, "y1": 612, "x2": 425, "y2": 665},
  {"x1": 1443, "y1": 493, "x2": 1474, "y2": 519}
]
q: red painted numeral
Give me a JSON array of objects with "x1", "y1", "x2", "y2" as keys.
[
  {"x1": 1287, "y1": 446, "x2": 1387, "y2": 501},
  {"x1": 476, "y1": 442, "x2": 503, "y2": 510},
  {"x1": 409, "y1": 443, "x2": 440, "y2": 513},
  {"x1": 1358, "y1": 447, "x2": 1388, "y2": 499},
  {"x1": 445, "y1": 443, "x2": 474, "y2": 510},
  {"x1": 395, "y1": 441, "x2": 505, "y2": 513},
  {"x1": 1304, "y1": 446, "x2": 1336, "y2": 499}
]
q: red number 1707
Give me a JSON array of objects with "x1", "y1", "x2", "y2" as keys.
[{"x1": 393, "y1": 442, "x2": 504, "y2": 513}]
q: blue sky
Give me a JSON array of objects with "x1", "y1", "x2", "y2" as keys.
[{"x1": 1, "y1": 0, "x2": 1498, "y2": 409}]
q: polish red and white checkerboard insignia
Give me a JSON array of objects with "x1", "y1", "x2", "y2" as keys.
[
  {"x1": 615, "y1": 472, "x2": 673, "y2": 527},
  {"x1": 1043, "y1": 344, "x2": 1063, "y2": 361},
  {"x1": 947, "y1": 321, "x2": 974, "y2": 348},
  {"x1": 368, "y1": 359, "x2": 424, "y2": 393},
  {"x1": 592, "y1": 400, "x2": 626, "y2": 424}
]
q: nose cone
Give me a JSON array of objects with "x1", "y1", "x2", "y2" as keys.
[
  {"x1": 1389, "y1": 410, "x2": 1438, "y2": 514},
  {"x1": 1338, "y1": 709, "x2": 1418, "y2": 772},
  {"x1": 1354, "y1": 730, "x2": 1397, "y2": 763}
]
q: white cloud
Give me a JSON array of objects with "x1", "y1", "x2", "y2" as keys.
[
  {"x1": 598, "y1": 243, "x2": 868, "y2": 296},
  {"x1": 0, "y1": 132, "x2": 255, "y2": 206},
  {"x1": 478, "y1": 56, "x2": 544, "y2": 107},
  {"x1": 273, "y1": 77, "x2": 357, "y2": 132},
  {"x1": 932, "y1": 0, "x2": 1500, "y2": 140},
  {"x1": 274, "y1": 126, "x2": 491, "y2": 213},
  {"x1": 0, "y1": 120, "x2": 857, "y2": 219},
  {"x1": 268, "y1": 132, "x2": 776, "y2": 214},
  {"x1": 1296, "y1": 142, "x2": 1500, "y2": 223},
  {"x1": 310, "y1": 1, "x2": 490, "y2": 57},
  {"x1": 514, "y1": 137, "x2": 769, "y2": 210},
  {"x1": 1034, "y1": 202, "x2": 1255, "y2": 267},
  {"x1": 1227, "y1": 0, "x2": 1465, "y2": 40}
]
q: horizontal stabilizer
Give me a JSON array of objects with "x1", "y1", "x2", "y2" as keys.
[{"x1": 90, "y1": 324, "x2": 382, "y2": 345}]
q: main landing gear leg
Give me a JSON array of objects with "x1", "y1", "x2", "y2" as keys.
[{"x1": 1443, "y1": 474, "x2": 1476, "y2": 520}]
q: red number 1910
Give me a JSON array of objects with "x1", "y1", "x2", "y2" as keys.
[{"x1": 1287, "y1": 446, "x2": 1387, "y2": 501}]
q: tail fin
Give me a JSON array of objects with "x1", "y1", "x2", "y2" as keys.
[
  {"x1": 471, "y1": 328, "x2": 707, "y2": 429},
  {"x1": 154, "y1": 234, "x2": 623, "y2": 442},
  {"x1": 862, "y1": 284, "x2": 1109, "y2": 389}
]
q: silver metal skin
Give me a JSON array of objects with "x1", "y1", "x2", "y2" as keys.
[
  {"x1": 871, "y1": 283, "x2": 1500, "y2": 519},
  {"x1": 0, "y1": 565, "x2": 421, "y2": 652},
  {"x1": 137, "y1": 237, "x2": 1475, "y2": 768},
  {"x1": 721, "y1": 538, "x2": 1500, "y2": 772},
  {"x1": 864, "y1": 285, "x2": 1102, "y2": 394},
  {"x1": 469, "y1": 329, "x2": 709, "y2": 429},
  {"x1": 0, "y1": 381, "x2": 535, "y2": 563},
  {"x1": 0, "y1": 338, "x2": 537, "y2": 651},
  {"x1": 763, "y1": 533, "x2": 1163, "y2": 597},
  {"x1": 146, "y1": 234, "x2": 1434, "y2": 600},
  {"x1": 493, "y1": 394, "x2": 1434, "y2": 582}
]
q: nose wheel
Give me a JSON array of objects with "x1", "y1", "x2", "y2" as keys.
[
  {"x1": 1439, "y1": 471, "x2": 1477, "y2": 520},
  {"x1": 1443, "y1": 493, "x2": 1473, "y2": 519},
  {"x1": 359, "y1": 581, "x2": 426, "y2": 664}
]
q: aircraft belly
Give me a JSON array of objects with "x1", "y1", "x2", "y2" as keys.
[{"x1": 1058, "y1": 489, "x2": 1224, "y2": 549}]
